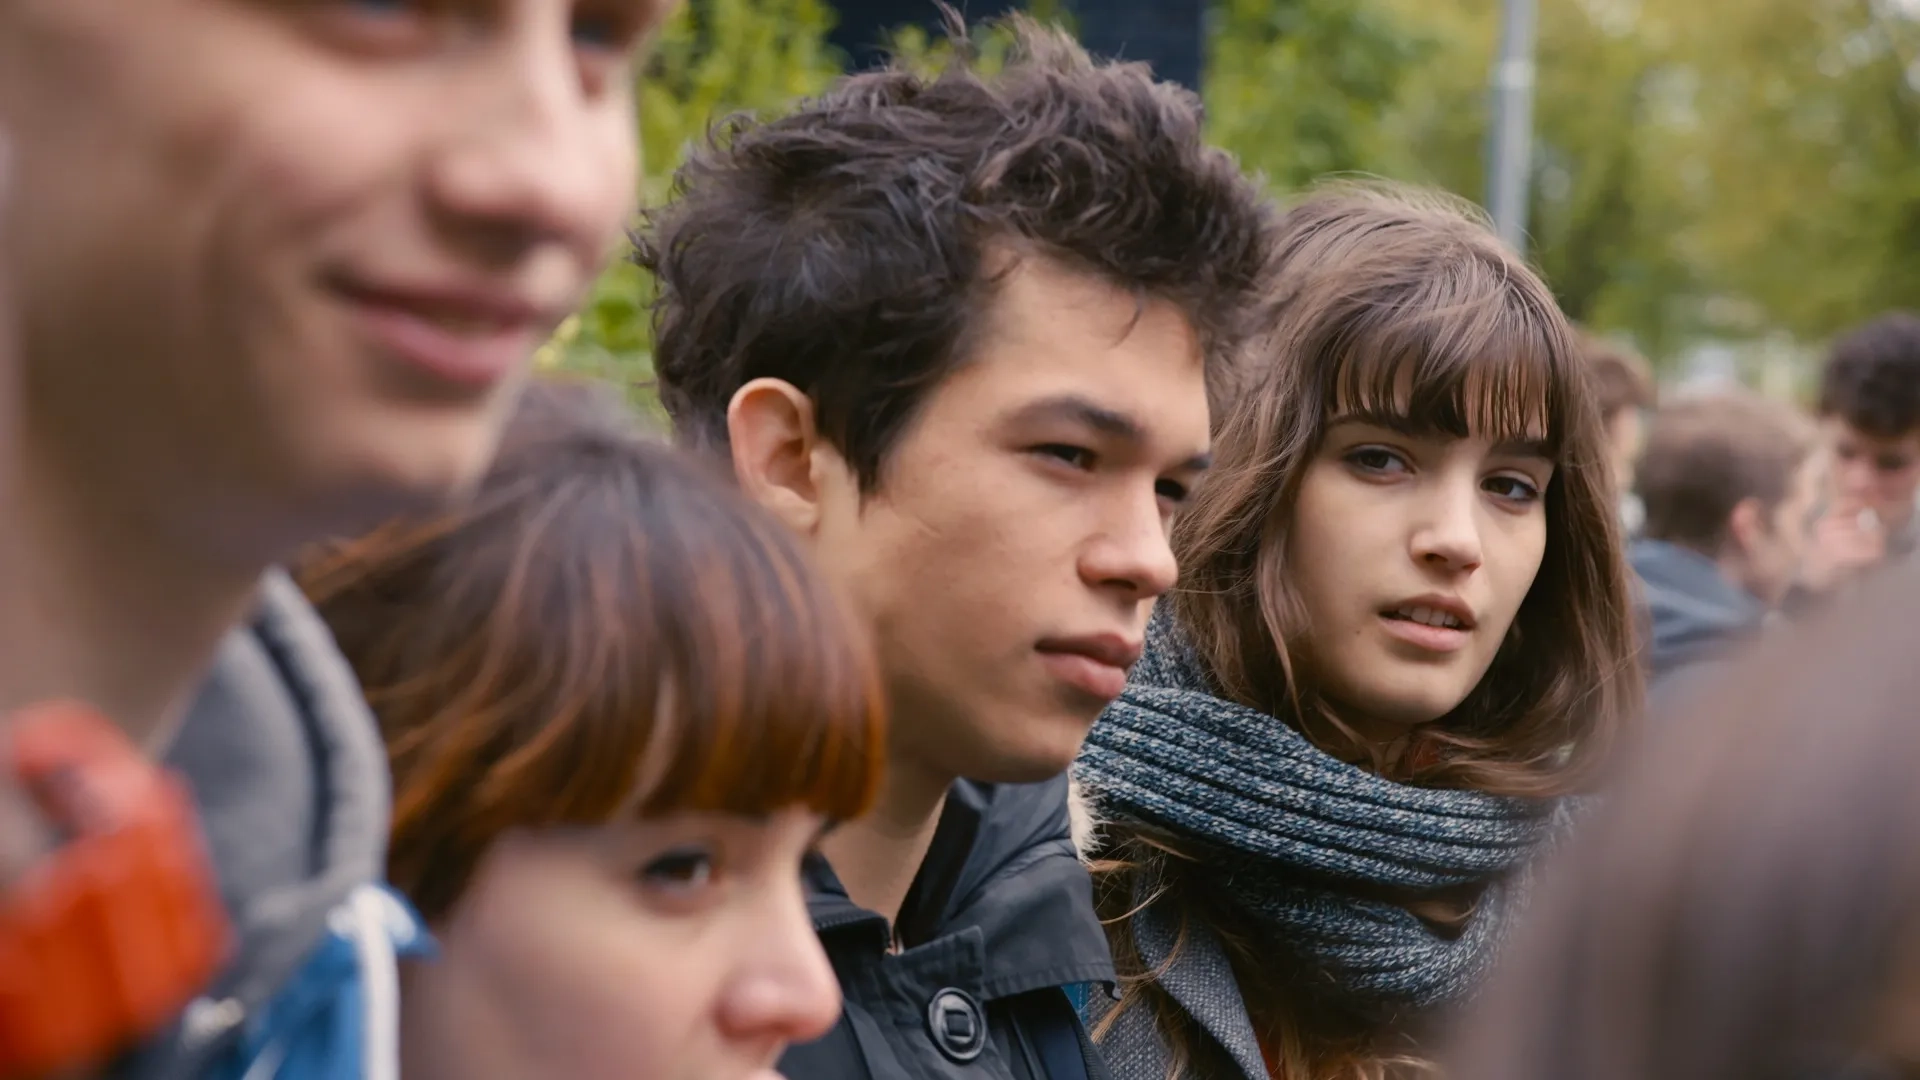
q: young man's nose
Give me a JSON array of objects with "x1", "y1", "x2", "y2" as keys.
[
  {"x1": 1079, "y1": 489, "x2": 1180, "y2": 602},
  {"x1": 425, "y1": 27, "x2": 634, "y2": 267}
]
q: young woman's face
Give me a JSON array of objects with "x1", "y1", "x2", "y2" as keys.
[
  {"x1": 1287, "y1": 417, "x2": 1554, "y2": 734},
  {"x1": 400, "y1": 808, "x2": 840, "y2": 1080}
]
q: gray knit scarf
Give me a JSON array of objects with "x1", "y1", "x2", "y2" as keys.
[{"x1": 1074, "y1": 609, "x2": 1558, "y2": 1015}]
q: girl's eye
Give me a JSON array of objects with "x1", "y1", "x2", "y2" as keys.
[
  {"x1": 1035, "y1": 444, "x2": 1096, "y2": 470},
  {"x1": 639, "y1": 846, "x2": 714, "y2": 892},
  {"x1": 1485, "y1": 475, "x2": 1543, "y2": 504},
  {"x1": 1155, "y1": 478, "x2": 1191, "y2": 505},
  {"x1": 1345, "y1": 447, "x2": 1409, "y2": 475}
]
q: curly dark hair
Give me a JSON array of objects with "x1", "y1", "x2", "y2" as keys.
[
  {"x1": 1819, "y1": 312, "x2": 1920, "y2": 438},
  {"x1": 634, "y1": 9, "x2": 1276, "y2": 488}
]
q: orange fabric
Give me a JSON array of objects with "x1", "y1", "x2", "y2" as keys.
[{"x1": 0, "y1": 702, "x2": 230, "y2": 1078}]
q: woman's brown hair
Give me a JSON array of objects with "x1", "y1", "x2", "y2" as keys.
[
  {"x1": 298, "y1": 378, "x2": 885, "y2": 923},
  {"x1": 1089, "y1": 182, "x2": 1641, "y2": 1080}
]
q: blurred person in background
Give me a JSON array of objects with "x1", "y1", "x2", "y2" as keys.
[
  {"x1": 300, "y1": 380, "x2": 884, "y2": 1080},
  {"x1": 1630, "y1": 390, "x2": 1821, "y2": 695},
  {"x1": 1449, "y1": 559, "x2": 1920, "y2": 1080},
  {"x1": 1073, "y1": 183, "x2": 1640, "y2": 1080},
  {"x1": 638, "y1": 12, "x2": 1276, "y2": 1080},
  {"x1": 0, "y1": 0, "x2": 670, "y2": 1075},
  {"x1": 1795, "y1": 312, "x2": 1920, "y2": 601},
  {"x1": 1579, "y1": 331, "x2": 1658, "y2": 536}
]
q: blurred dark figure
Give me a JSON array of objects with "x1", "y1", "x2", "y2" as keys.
[
  {"x1": 1449, "y1": 560, "x2": 1920, "y2": 1080},
  {"x1": 828, "y1": 0, "x2": 1206, "y2": 91}
]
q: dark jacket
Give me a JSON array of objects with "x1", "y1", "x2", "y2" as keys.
[
  {"x1": 779, "y1": 775, "x2": 1117, "y2": 1080},
  {"x1": 1631, "y1": 539, "x2": 1767, "y2": 695}
]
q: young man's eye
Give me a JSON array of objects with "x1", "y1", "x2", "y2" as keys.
[
  {"x1": 572, "y1": 1, "x2": 663, "y2": 53},
  {"x1": 572, "y1": 15, "x2": 617, "y2": 47},
  {"x1": 638, "y1": 846, "x2": 715, "y2": 892},
  {"x1": 312, "y1": 0, "x2": 438, "y2": 50},
  {"x1": 1034, "y1": 444, "x2": 1096, "y2": 470}
]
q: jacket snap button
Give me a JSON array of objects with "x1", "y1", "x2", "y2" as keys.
[{"x1": 926, "y1": 986, "x2": 986, "y2": 1063}]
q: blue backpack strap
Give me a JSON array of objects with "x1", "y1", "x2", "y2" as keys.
[{"x1": 1026, "y1": 986, "x2": 1095, "y2": 1080}]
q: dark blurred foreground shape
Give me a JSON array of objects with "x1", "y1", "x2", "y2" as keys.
[
  {"x1": 1448, "y1": 556, "x2": 1920, "y2": 1080},
  {"x1": 826, "y1": 0, "x2": 1206, "y2": 91}
]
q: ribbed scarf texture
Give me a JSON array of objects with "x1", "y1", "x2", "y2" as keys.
[{"x1": 1075, "y1": 609, "x2": 1559, "y2": 1015}]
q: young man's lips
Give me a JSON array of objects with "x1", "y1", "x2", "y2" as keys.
[
  {"x1": 333, "y1": 278, "x2": 552, "y2": 391},
  {"x1": 1036, "y1": 635, "x2": 1143, "y2": 701}
]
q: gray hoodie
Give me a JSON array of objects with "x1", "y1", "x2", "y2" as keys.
[
  {"x1": 111, "y1": 571, "x2": 396, "y2": 1080},
  {"x1": 1630, "y1": 538, "x2": 1768, "y2": 696}
]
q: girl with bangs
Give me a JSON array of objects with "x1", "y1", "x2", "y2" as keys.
[
  {"x1": 1073, "y1": 183, "x2": 1640, "y2": 1080},
  {"x1": 297, "y1": 379, "x2": 886, "y2": 1080}
]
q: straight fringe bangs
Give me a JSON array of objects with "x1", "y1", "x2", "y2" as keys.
[
  {"x1": 1320, "y1": 257, "x2": 1570, "y2": 459},
  {"x1": 300, "y1": 380, "x2": 885, "y2": 920}
]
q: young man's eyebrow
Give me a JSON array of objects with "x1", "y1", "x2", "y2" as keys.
[{"x1": 1011, "y1": 394, "x2": 1211, "y2": 471}]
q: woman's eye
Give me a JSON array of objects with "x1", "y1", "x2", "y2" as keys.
[
  {"x1": 1485, "y1": 475, "x2": 1543, "y2": 504},
  {"x1": 1344, "y1": 447, "x2": 1408, "y2": 475},
  {"x1": 1155, "y1": 478, "x2": 1191, "y2": 505},
  {"x1": 639, "y1": 847, "x2": 714, "y2": 891},
  {"x1": 1034, "y1": 444, "x2": 1096, "y2": 470}
]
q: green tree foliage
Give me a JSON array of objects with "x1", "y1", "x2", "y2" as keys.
[
  {"x1": 1206, "y1": 0, "x2": 1432, "y2": 187},
  {"x1": 541, "y1": 0, "x2": 840, "y2": 402},
  {"x1": 1651, "y1": 0, "x2": 1920, "y2": 341}
]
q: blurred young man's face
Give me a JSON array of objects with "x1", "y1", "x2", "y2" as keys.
[
  {"x1": 1737, "y1": 454, "x2": 1822, "y2": 607},
  {"x1": 0, "y1": 0, "x2": 668, "y2": 552},
  {"x1": 1825, "y1": 417, "x2": 1920, "y2": 536}
]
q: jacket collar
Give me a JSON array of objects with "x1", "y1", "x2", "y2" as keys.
[
  {"x1": 1130, "y1": 893, "x2": 1269, "y2": 1080},
  {"x1": 805, "y1": 776, "x2": 1117, "y2": 1001}
]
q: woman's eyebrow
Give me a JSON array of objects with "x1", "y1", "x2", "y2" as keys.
[
  {"x1": 1325, "y1": 409, "x2": 1421, "y2": 434},
  {"x1": 1492, "y1": 437, "x2": 1554, "y2": 458}
]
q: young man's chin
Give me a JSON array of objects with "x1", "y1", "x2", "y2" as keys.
[
  {"x1": 958, "y1": 718, "x2": 1103, "y2": 786},
  {"x1": 294, "y1": 406, "x2": 514, "y2": 533}
]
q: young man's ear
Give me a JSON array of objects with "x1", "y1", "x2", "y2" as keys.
[
  {"x1": 1727, "y1": 496, "x2": 1768, "y2": 557},
  {"x1": 726, "y1": 378, "x2": 852, "y2": 537}
]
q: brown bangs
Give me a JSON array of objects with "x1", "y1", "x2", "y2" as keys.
[
  {"x1": 299, "y1": 379, "x2": 884, "y2": 921},
  {"x1": 1320, "y1": 253, "x2": 1570, "y2": 458},
  {"x1": 626, "y1": 483, "x2": 884, "y2": 821}
]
